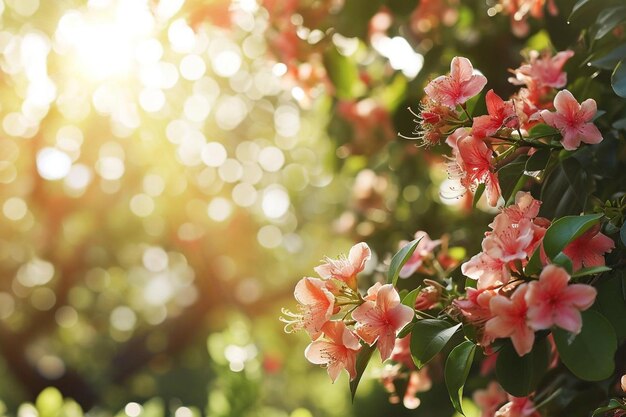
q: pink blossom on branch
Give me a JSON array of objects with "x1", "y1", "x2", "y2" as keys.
[
  {"x1": 540, "y1": 89, "x2": 603, "y2": 151},
  {"x1": 462, "y1": 251, "x2": 510, "y2": 289},
  {"x1": 353, "y1": 284, "x2": 415, "y2": 361},
  {"x1": 562, "y1": 225, "x2": 615, "y2": 271},
  {"x1": 305, "y1": 321, "x2": 361, "y2": 382},
  {"x1": 314, "y1": 242, "x2": 371, "y2": 290},
  {"x1": 509, "y1": 50, "x2": 574, "y2": 90},
  {"x1": 281, "y1": 277, "x2": 336, "y2": 339},
  {"x1": 485, "y1": 284, "x2": 535, "y2": 356},
  {"x1": 424, "y1": 56, "x2": 488, "y2": 108},
  {"x1": 526, "y1": 265, "x2": 597, "y2": 334},
  {"x1": 472, "y1": 89, "x2": 518, "y2": 139}
]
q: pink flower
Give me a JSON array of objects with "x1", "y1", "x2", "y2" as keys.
[
  {"x1": 305, "y1": 321, "x2": 361, "y2": 382},
  {"x1": 414, "y1": 284, "x2": 441, "y2": 310},
  {"x1": 562, "y1": 225, "x2": 615, "y2": 271},
  {"x1": 495, "y1": 396, "x2": 540, "y2": 417},
  {"x1": 399, "y1": 231, "x2": 441, "y2": 278},
  {"x1": 474, "y1": 382, "x2": 507, "y2": 417},
  {"x1": 353, "y1": 284, "x2": 415, "y2": 361},
  {"x1": 390, "y1": 334, "x2": 413, "y2": 368},
  {"x1": 424, "y1": 57, "x2": 488, "y2": 108},
  {"x1": 482, "y1": 215, "x2": 535, "y2": 263},
  {"x1": 403, "y1": 369, "x2": 432, "y2": 409},
  {"x1": 281, "y1": 277, "x2": 336, "y2": 339},
  {"x1": 456, "y1": 135, "x2": 501, "y2": 206},
  {"x1": 462, "y1": 251, "x2": 511, "y2": 289},
  {"x1": 314, "y1": 242, "x2": 371, "y2": 290},
  {"x1": 621, "y1": 374, "x2": 626, "y2": 392},
  {"x1": 540, "y1": 89, "x2": 603, "y2": 151},
  {"x1": 485, "y1": 284, "x2": 535, "y2": 356},
  {"x1": 455, "y1": 287, "x2": 497, "y2": 324},
  {"x1": 472, "y1": 90, "x2": 518, "y2": 138},
  {"x1": 501, "y1": 192, "x2": 541, "y2": 223},
  {"x1": 526, "y1": 265, "x2": 597, "y2": 334},
  {"x1": 509, "y1": 50, "x2": 574, "y2": 90}
]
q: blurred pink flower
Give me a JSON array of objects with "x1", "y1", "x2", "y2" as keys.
[
  {"x1": 425, "y1": 56, "x2": 487, "y2": 108},
  {"x1": 403, "y1": 368, "x2": 432, "y2": 409},
  {"x1": 314, "y1": 242, "x2": 371, "y2": 290},
  {"x1": 353, "y1": 284, "x2": 415, "y2": 361},
  {"x1": 399, "y1": 231, "x2": 441, "y2": 278},
  {"x1": 509, "y1": 50, "x2": 574, "y2": 90},
  {"x1": 474, "y1": 382, "x2": 508, "y2": 417},
  {"x1": 495, "y1": 396, "x2": 540, "y2": 417},
  {"x1": 282, "y1": 277, "x2": 336, "y2": 339},
  {"x1": 540, "y1": 89, "x2": 603, "y2": 151},
  {"x1": 621, "y1": 374, "x2": 626, "y2": 392},
  {"x1": 305, "y1": 321, "x2": 361, "y2": 382},
  {"x1": 390, "y1": 333, "x2": 413, "y2": 368},
  {"x1": 526, "y1": 265, "x2": 596, "y2": 334},
  {"x1": 472, "y1": 90, "x2": 518, "y2": 138},
  {"x1": 562, "y1": 225, "x2": 615, "y2": 271},
  {"x1": 485, "y1": 284, "x2": 535, "y2": 356}
]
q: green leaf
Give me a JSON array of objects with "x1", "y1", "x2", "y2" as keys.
[
  {"x1": 590, "y1": 44, "x2": 626, "y2": 70},
  {"x1": 594, "y1": 271, "x2": 626, "y2": 342},
  {"x1": 524, "y1": 247, "x2": 542, "y2": 276},
  {"x1": 569, "y1": 0, "x2": 591, "y2": 20},
  {"x1": 552, "y1": 252, "x2": 573, "y2": 274},
  {"x1": 542, "y1": 213, "x2": 604, "y2": 260},
  {"x1": 612, "y1": 59, "x2": 626, "y2": 98},
  {"x1": 572, "y1": 266, "x2": 611, "y2": 278},
  {"x1": 398, "y1": 322, "x2": 415, "y2": 339},
  {"x1": 495, "y1": 338, "x2": 550, "y2": 397},
  {"x1": 36, "y1": 387, "x2": 64, "y2": 417},
  {"x1": 445, "y1": 340, "x2": 476, "y2": 415},
  {"x1": 472, "y1": 183, "x2": 486, "y2": 208},
  {"x1": 525, "y1": 149, "x2": 551, "y2": 171},
  {"x1": 593, "y1": 6, "x2": 626, "y2": 39},
  {"x1": 388, "y1": 238, "x2": 421, "y2": 286},
  {"x1": 410, "y1": 320, "x2": 461, "y2": 368},
  {"x1": 620, "y1": 222, "x2": 626, "y2": 246},
  {"x1": 592, "y1": 399, "x2": 625, "y2": 417},
  {"x1": 528, "y1": 123, "x2": 559, "y2": 138},
  {"x1": 553, "y1": 310, "x2": 618, "y2": 381},
  {"x1": 497, "y1": 156, "x2": 529, "y2": 203},
  {"x1": 402, "y1": 287, "x2": 421, "y2": 308},
  {"x1": 322, "y1": 47, "x2": 364, "y2": 99},
  {"x1": 350, "y1": 342, "x2": 377, "y2": 401}
]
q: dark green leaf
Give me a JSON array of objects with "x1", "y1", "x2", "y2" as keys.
[
  {"x1": 472, "y1": 183, "x2": 486, "y2": 208},
  {"x1": 350, "y1": 342, "x2": 377, "y2": 401},
  {"x1": 410, "y1": 320, "x2": 461, "y2": 368},
  {"x1": 572, "y1": 266, "x2": 611, "y2": 278},
  {"x1": 528, "y1": 123, "x2": 559, "y2": 138},
  {"x1": 542, "y1": 213, "x2": 604, "y2": 260},
  {"x1": 525, "y1": 149, "x2": 551, "y2": 171},
  {"x1": 590, "y1": 44, "x2": 626, "y2": 70},
  {"x1": 553, "y1": 310, "x2": 617, "y2": 381},
  {"x1": 497, "y1": 156, "x2": 529, "y2": 203},
  {"x1": 445, "y1": 340, "x2": 476, "y2": 415},
  {"x1": 398, "y1": 322, "x2": 415, "y2": 339},
  {"x1": 552, "y1": 252, "x2": 573, "y2": 274},
  {"x1": 388, "y1": 238, "x2": 421, "y2": 286},
  {"x1": 592, "y1": 399, "x2": 625, "y2": 417},
  {"x1": 496, "y1": 338, "x2": 550, "y2": 397},
  {"x1": 524, "y1": 248, "x2": 542, "y2": 276},
  {"x1": 593, "y1": 6, "x2": 626, "y2": 39},
  {"x1": 594, "y1": 271, "x2": 626, "y2": 342},
  {"x1": 621, "y1": 222, "x2": 626, "y2": 246},
  {"x1": 612, "y1": 59, "x2": 626, "y2": 98},
  {"x1": 569, "y1": 0, "x2": 591, "y2": 20}
]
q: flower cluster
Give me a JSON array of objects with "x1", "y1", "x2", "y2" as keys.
[
  {"x1": 409, "y1": 52, "x2": 603, "y2": 207},
  {"x1": 281, "y1": 243, "x2": 414, "y2": 381}
]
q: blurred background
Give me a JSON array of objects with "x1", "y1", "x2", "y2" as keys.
[{"x1": 0, "y1": 0, "x2": 563, "y2": 415}]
